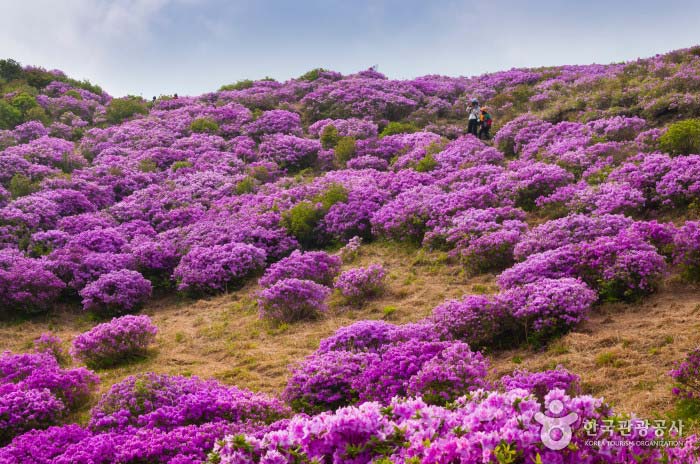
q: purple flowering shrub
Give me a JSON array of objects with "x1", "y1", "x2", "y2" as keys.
[
  {"x1": 174, "y1": 242, "x2": 266, "y2": 294},
  {"x1": 283, "y1": 351, "x2": 377, "y2": 413},
  {"x1": 500, "y1": 366, "x2": 581, "y2": 400},
  {"x1": 357, "y1": 340, "x2": 455, "y2": 403},
  {"x1": 317, "y1": 319, "x2": 397, "y2": 353},
  {"x1": 258, "y1": 250, "x2": 341, "y2": 287},
  {"x1": 212, "y1": 388, "x2": 689, "y2": 464},
  {"x1": 430, "y1": 295, "x2": 504, "y2": 348},
  {"x1": 425, "y1": 207, "x2": 527, "y2": 273},
  {"x1": 89, "y1": 373, "x2": 289, "y2": 431},
  {"x1": 334, "y1": 264, "x2": 386, "y2": 302},
  {"x1": 243, "y1": 109, "x2": 302, "y2": 137},
  {"x1": 0, "y1": 249, "x2": 65, "y2": 314},
  {"x1": 257, "y1": 278, "x2": 331, "y2": 322},
  {"x1": 79, "y1": 269, "x2": 152, "y2": 315},
  {"x1": 406, "y1": 342, "x2": 490, "y2": 405},
  {"x1": 500, "y1": 232, "x2": 666, "y2": 302},
  {"x1": 70, "y1": 315, "x2": 158, "y2": 368},
  {"x1": 0, "y1": 422, "x2": 257, "y2": 464},
  {"x1": 0, "y1": 351, "x2": 98, "y2": 443},
  {"x1": 670, "y1": 348, "x2": 700, "y2": 399},
  {"x1": 497, "y1": 277, "x2": 597, "y2": 343},
  {"x1": 674, "y1": 221, "x2": 700, "y2": 281},
  {"x1": 257, "y1": 134, "x2": 320, "y2": 170}
]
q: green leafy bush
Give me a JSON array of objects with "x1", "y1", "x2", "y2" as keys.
[
  {"x1": 660, "y1": 119, "x2": 700, "y2": 155},
  {"x1": 9, "y1": 174, "x2": 39, "y2": 198},
  {"x1": 314, "y1": 183, "x2": 348, "y2": 209},
  {"x1": 138, "y1": 159, "x2": 158, "y2": 173},
  {"x1": 415, "y1": 153, "x2": 438, "y2": 172},
  {"x1": 281, "y1": 201, "x2": 324, "y2": 247},
  {"x1": 171, "y1": 161, "x2": 193, "y2": 172},
  {"x1": 380, "y1": 121, "x2": 418, "y2": 138},
  {"x1": 219, "y1": 79, "x2": 254, "y2": 91},
  {"x1": 298, "y1": 68, "x2": 328, "y2": 82},
  {"x1": 320, "y1": 124, "x2": 339, "y2": 149},
  {"x1": 105, "y1": 96, "x2": 148, "y2": 124},
  {"x1": 235, "y1": 177, "x2": 256, "y2": 194},
  {"x1": 334, "y1": 136, "x2": 356, "y2": 165},
  {"x1": 0, "y1": 58, "x2": 22, "y2": 82},
  {"x1": 0, "y1": 100, "x2": 22, "y2": 129},
  {"x1": 189, "y1": 117, "x2": 219, "y2": 134},
  {"x1": 11, "y1": 93, "x2": 38, "y2": 114}
]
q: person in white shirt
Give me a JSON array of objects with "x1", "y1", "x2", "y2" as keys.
[{"x1": 467, "y1": 98, "x2": 480, "y2": 136}]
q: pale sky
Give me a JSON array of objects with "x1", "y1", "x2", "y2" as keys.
[{"x1": 2, "y1": 0, "x2": 700, "y2": 97}]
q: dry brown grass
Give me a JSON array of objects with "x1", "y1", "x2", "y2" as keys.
[{"x1": 2, "y1": 240, "x2": 698, "y2": 422}]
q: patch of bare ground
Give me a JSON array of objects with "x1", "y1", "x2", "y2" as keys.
[{"x1": 1, "y1": 240, "x2": 698, "y2": 425}]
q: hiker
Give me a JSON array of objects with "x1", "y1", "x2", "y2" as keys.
[
  {"x1": 479, "y1": 107, "x2": 492, "y2": 140},
  {"x1": 467, "y1": 98, "x2": 480, "y2": 136}
]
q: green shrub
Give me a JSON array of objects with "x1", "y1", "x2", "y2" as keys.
[
  {"x1": 0, "y1": 59, "x2": 22, "y2": 82},
  {"x1": 659, "y1": 119, "x2": 700, "y2": 155},
  {"x1": 298, "y1": 68, "x2": 328, "y2": 81},
  {"x1": 314, "y1": 183, "x2": 348, "y2": 210},
  {"x1": 9, "y1": 174, "x2": 39, "y2": 198},
  {"x1": 320, "y1": 124, "x2": 339, "y2": 149},
  {"x1": 0, "y1": 100, "x2": 21, "y2": 129},
  {"x1": 105, "y1": 96, "x2": 148, "y2": 124},
  {"x1": 235, "y1": 177, "x2": 256, "y2": 194},
  {"x1": 219, "y1": 79, "x2": 254, "y2": 91},
  {"x1": 380, "y1": 121, "x2": 418, "y2": 138},
  {"x1": 415, "y1": 153, "x2": 438, "y2": 172},
  {"x1": 64, "y1": 90, "x2": 83, "y2": 100},
  {"x1": 138, "y1": 158, "x2": 158, "y2": 173},
  {"x1": 24, "y1": 106, "x2": 49, "y2": 124},
  {"x1": 171, "y1": 161, "x2": 193, "y2": 172},
  {"x1": 334, "y1": 136, "x2": 356, "y2": 165},
  {"x1": 11, "y1": 93, "x2": 38, "y2": 114},
  {"x1": 22, "y1": 68, "x2": 55, "y2": 89},
  {"x1": 189, "y1": 117, "x2": 219, "y2": 134},
  {"x1": 281, "y1": 201, "x2": 323, "y2": 247},
  {"x1": 250, "y1": 165, "x2": 270, "y2": 182}
]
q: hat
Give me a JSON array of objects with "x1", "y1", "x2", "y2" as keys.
[{"x1": 471, "y1": 98, "x2": 478, "y2": 103}]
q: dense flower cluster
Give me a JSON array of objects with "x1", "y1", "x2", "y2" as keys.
[
  {"x1": 213, "y1": 389, "x2": 696, "y2": 463},
  {"x1": 79, "y1": 269, "x2": 152, "y2": 315},
  {"x1": 333, "y1": 263, "x2": 386, "y2": 301},
  {"x1": 257, "y1": 278, "x2": 331, "y2": 322},
  {"x1": 70, "y1": 315, "x2": 158, "y2": 368},
  {"x1": 258, "y1": 250, "x2": 341, "y2": 287},
  {"x1": 89, "y1": 373, "x2": 289, "y2": 431},
  {"x1": 0, "y1": 351, "x2": 98, "y2": 443},
  {"x1": 174, "y1": 243, "x2": 266, "y2": 294}
]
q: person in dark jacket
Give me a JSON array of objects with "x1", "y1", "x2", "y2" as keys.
[{"x1": 479, "y1": 108, "x2": 492, "y2": 140}]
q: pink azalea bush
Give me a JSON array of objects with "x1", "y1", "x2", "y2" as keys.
[
  {"x1": 258, "y1": 250, "x2": 341, "y2": 287},
  {"x1": 70, "y1": 315, "x2": 158, "y2": 368},
  {"x1": 79, "y1": 269, "x2": 152, "y2": 315},
  {"x1": 334, "y1": 263, "x2": 386, "y2": 302},
  {"x1": 257, "y1": 278, "x2": 331, "y2": 322},
  {"x1": 174, "y1": 242, "x2": 266, "y2": 294},
  {"x1": 0, "y1": 351, "x2": 98, "y2": 443}
]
